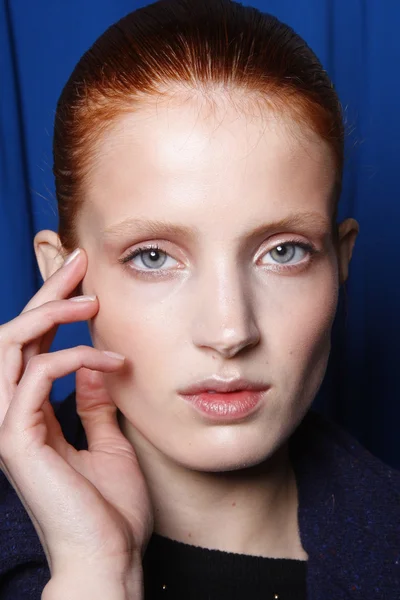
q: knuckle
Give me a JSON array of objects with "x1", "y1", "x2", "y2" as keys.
[
  {"x1": 76, "y1": 345, "x2": 92, "y2": 355},
  {"x1": 42, "y1": 307, "x2": 57, "y2": 327},
  {"x1": 26, "y1": 354, "x2": 48, "y2": 374}
]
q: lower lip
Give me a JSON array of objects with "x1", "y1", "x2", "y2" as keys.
[{"x1": 180, "y1": 390, "x2": 267, "y2": 420}]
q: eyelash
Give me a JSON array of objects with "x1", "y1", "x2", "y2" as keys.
[
  {"x1": 119, "y1": 244, "x2": 171, "y2": 266},
  {"x1": 118, "y1": 240, "x2": 318, "y2": 277}
]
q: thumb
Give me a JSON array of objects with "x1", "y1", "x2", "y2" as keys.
[{"x1": 75, "y1": 367, "x2": 129, "y2": 452}]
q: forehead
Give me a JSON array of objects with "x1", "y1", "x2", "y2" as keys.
[{"x1": 81, "y1": 91, "x2": 336, "y2": 232}]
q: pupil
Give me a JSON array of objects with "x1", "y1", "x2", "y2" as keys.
[
  {"x1": 276, "y1": 245, "x2": 287, "y2": 255},
  {"x1": 149, "y1": 250, "x2": 159, "y2": 261}
]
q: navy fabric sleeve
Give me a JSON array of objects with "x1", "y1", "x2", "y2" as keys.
[
  {"x1": 0, "y1": 561, "x2": 49, "y2": 600},
  {"x1": 0, "y1": 469, "x2": 50, "y2": 598}
]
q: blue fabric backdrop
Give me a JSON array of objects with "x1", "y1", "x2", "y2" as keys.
[{"x1": 1, "y1": 0, "x2": 399, "y2": 468}]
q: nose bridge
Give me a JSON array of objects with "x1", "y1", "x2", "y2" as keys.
[{"x1": 192, "y1": 257, "x2": 260, "y2": 357}]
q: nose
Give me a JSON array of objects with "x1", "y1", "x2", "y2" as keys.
[{"x1": 192, "y1": 264, "x2": 260, "y2": 358}]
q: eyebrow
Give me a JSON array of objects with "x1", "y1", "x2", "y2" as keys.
[
  {"x1": 101, "y1": 218, "x2": 200, "y2": 243},
  {"x1": 100, "y1": 212, "x2": 331, "y2": 244}
]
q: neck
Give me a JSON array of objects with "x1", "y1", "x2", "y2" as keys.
[{"x1": 124, "y1": 423, "x2": 307, "y2": 561}]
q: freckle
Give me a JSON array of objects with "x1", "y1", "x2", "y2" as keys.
[
  {"x1": 188, "y1": 532, "x2": 192, "y2": 537},
  {"x1": 232, "y1": 502, "x2": 236, "y2": 507}
]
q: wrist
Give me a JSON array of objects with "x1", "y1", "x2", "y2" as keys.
[{"x1": 42, "y1": 566, "x2": 144, "y2": 600}]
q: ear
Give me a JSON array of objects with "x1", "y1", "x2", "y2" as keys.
[
  {"x1": 33, "y1": 229, "x2": 66, "y2": 282},
  {"x1": 337, "y1": 218, "x2": 359, "y2": 284}
]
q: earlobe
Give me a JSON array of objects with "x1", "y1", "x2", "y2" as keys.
[
  {"x1": 337, "y1": 218, "x2": 359, "y2": 284},
  {"x1": 33, "y1": 230, "x2": 65, "y2": 282}
]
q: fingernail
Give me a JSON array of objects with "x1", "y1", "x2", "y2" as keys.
[
  {"x1": 63, "y1": 248, "x2": 81, "y2": 266},
  {"x1": 70, "y1": 295, "x2": 97, "y2": 302},
  {"x1": 103, "y1": 351, "x2": 125, "y2": 361}
]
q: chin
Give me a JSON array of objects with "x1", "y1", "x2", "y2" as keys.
[{"x1": 172, "y1": 437, "x2": 284, "y2": 474}]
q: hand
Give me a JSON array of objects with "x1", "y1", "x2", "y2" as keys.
[{"x1": 0, "y1": 248, "x2": 154, "y2": 584}]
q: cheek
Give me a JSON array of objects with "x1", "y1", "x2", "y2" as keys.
[
  {"x1": 85, "y1": 259, "x2": 188, "y2": 347},
  {"x1": 260, "y1": 263, "x2": 339, "y2": 370},
  {"x1": 88, "y1": 282, "x2": 186, "y2": 369}
]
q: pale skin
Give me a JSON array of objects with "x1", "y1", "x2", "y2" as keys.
[{"x1": 0, "y1": 90, "x2": 358, "y2": 598}]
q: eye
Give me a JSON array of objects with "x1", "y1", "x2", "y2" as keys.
[
  {"x1": 120, "y1": 245, "x2": 179, "y2": 271},
  {"x1": 260, "y1": 242, "x2": 313, "y2": 266}
]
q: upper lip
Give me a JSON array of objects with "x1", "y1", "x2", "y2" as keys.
[{"x1": 178, "y1": 377, "x2": 269, "y2": 394}]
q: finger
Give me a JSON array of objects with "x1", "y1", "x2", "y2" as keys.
[
  {"x1": 23, "y1": 327, "x2": 60, "y2": 367},
  {"x1": 22, "y1": 247, "x2": 87, "y2": 314},
  {"x1": 75, "y1": 367, "x2": 132, "y2": 452},
  {"x1": 18, "y1": 248, "x2": 87, "y2": 366},
  {"x1": 0, "y1": 343, "x2": 24, "y2": 413},
  {"x1": 0, "y1": 296, "x2": 99, "y2": 350},
  {"x1": 20, "y1": 295, "x2": 99, "y2": 371},
  {"x1": 18, "y1": 248, "x2": 88, "y2": 363},
  {"x1": 3, "y1": 346, "x2": 125, "y2": 433},
  {"x1": 0, "y1": 299, "x2": 99, "y2": 428},
  {"x1": 41, "y1": 399, "x2": 72, "y2": 460}
]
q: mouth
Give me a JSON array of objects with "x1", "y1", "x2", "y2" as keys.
[{"x1": 178, "y1": 378, "x2": 270, "y2": 421}]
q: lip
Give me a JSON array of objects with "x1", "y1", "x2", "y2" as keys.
[
  {"x1": 178, "y1": 377, "x2": 270, "y2": 421},
  {"x1": 178, "y1": 376, "x2": 269, "y2": 395},
  {"x1": 180, "y1": 390, "x2": 268, "y2": 421}
]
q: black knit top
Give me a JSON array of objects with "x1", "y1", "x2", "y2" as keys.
[{"x1": 143, "y1": 532, "x2": 307, "y2": 599}]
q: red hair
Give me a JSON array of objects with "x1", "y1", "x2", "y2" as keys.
[{"x1": 54, "y1": 0, "x2": 343, "y2": 251}]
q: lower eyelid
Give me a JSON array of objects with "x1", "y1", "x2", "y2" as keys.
[{"x1": 128, "y1": 268, "x2": 179, "y2": 279}]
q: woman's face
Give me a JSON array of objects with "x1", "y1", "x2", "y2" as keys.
[{"x1": 77, "y1": 93, "x2": 353, "y2": 472}]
